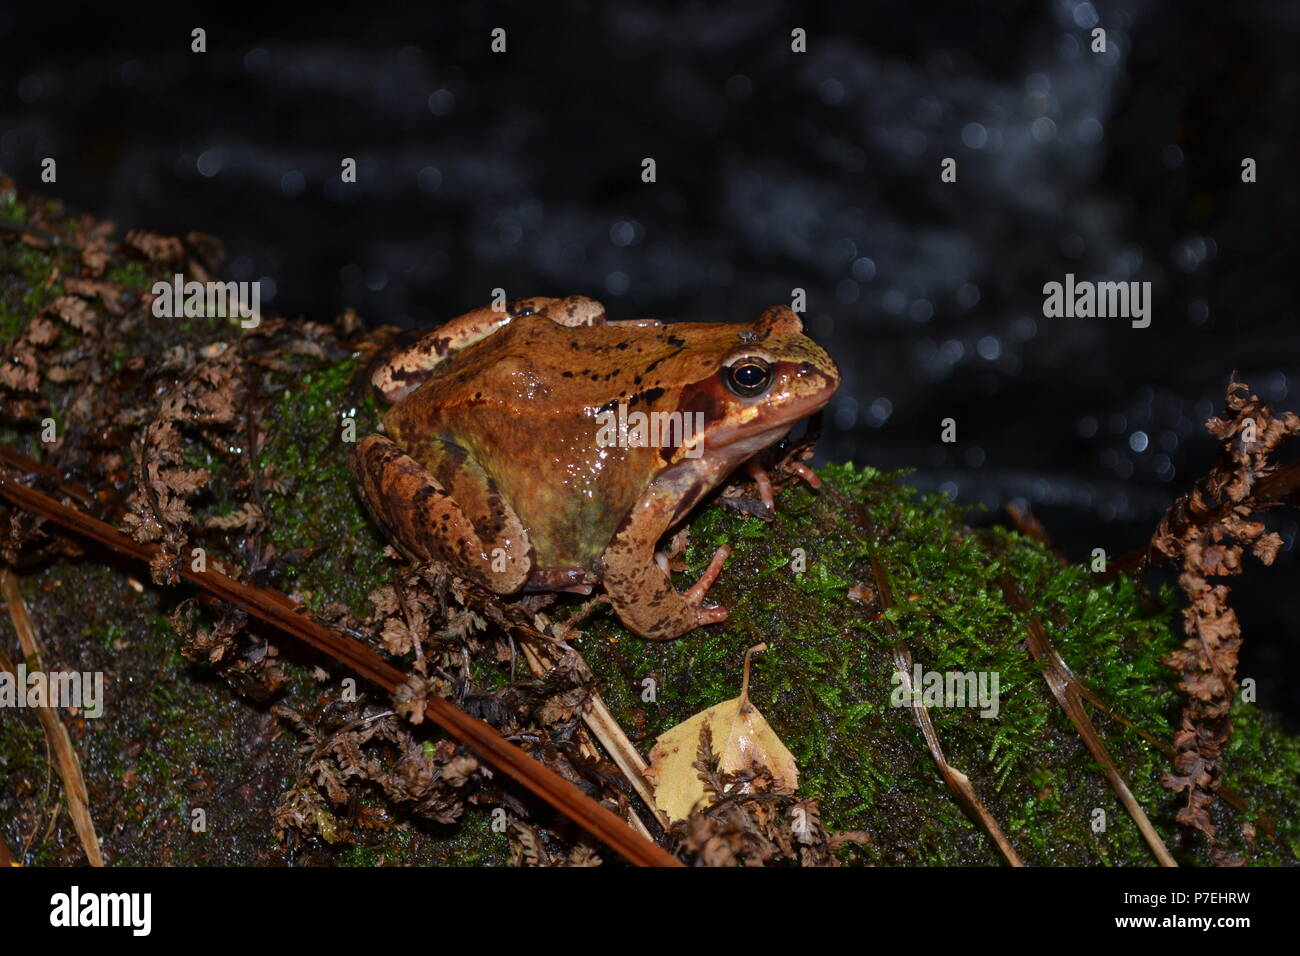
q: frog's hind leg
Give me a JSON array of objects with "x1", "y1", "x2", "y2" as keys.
[
  {"x1": 351, "y1": 435, "x2": 533, "y2": 594},
  {"x1": 374, "y1": 296, "x2": 608, "y2": 403}
]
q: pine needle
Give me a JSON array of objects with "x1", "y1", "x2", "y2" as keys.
[{"x1": 865, "y1": 546, "x2": 1024, "y2": 866}]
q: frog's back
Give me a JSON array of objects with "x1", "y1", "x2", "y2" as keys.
[{"x1": 418, "y1": 314, "x2": 731, "y2": 404}]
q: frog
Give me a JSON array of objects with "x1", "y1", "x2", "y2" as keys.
[{"x1": 350, "y1": 294, "x2": 840, "y2": 641}]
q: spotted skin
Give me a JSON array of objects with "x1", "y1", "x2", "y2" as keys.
[
  {"x1": 350, "y1": 434, "x2": 532, "y2": 593},
  {"x1": 373, "y1": 295, "x2": 605, "y2": 403}
]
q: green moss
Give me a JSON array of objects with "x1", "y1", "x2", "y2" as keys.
[
  {"x1": 572, "y1": 464, "x2": 1300, "y2": 866},
  {"x1": 334, "y1": 804, "x2": 507, "y2": 867},
  {"x1": 14, "y1": 244, "x2": 60, "y2": 313},
  {"x1": 0, "y1": 561, "x2": 308, "y2": 865},
  {"x1": 0, "y1": 193, "x2": 26, "y2": 223},
  {"x1": 1223, "y1": 705, "x2": 1300, "y2": 864},
  {"x1": 260, "y1": 358, "x2": 388, "y2": 618},
  {"x1": 107, "y1": 261, "x2": 151, "y2": 291},
  {"x1": 0, "y1": 306, "x2": 24, "y2": 341},
  {"x1": 0, "y1": 221, "x2": 76, "y2": 342}
]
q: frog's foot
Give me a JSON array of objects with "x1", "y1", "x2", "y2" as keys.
[
  {"x1": 532, "y1": 296, "x2": 664, "y2": 329},
  {"x1": 743, "y1": 460, "x2": 777, "y2": 520},
  {"x1": 350, "y1": 434, "x2": 533, "y2": 594},
  {"x1": 787, "y1": 460, "x2": 821, "y2": 489},
  {"x1": 650, "y1": 544, "x2": 729, "y2": 620},
  {"x1": 682, "y1": 544, "x2": 731, "y2": 624},
  {"x1": 535, "y1": 295, "x2": 606, "y2": 327}
]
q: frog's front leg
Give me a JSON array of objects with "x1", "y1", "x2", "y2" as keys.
[
  {"x1": 350, "y1": 434, "x2": 533, "y2": 593},
  {"x1": 600, "y1": 486, "x2": 731, "y2": 641}
]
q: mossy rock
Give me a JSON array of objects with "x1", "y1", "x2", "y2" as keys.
[
  {"x1": 3, "y1": 178, "x2": 1297, "y2": 865},
  {"x1": 568, "y1": 467, "x2": 1300, "y2": 866},
  {"x1": 260, "y1": 357, "x2": 1298, "y2": 865}
]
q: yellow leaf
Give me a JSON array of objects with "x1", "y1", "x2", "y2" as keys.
[{"x1": 644, "y1": 644, "x2": 798, "y2": 822}]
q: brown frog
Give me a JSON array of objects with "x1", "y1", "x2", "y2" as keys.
[{"x1": 351, "y1": 295, "x2": 840, "y2": 640}]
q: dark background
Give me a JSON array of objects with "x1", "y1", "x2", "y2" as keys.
[{"x1": 2, "y1": 0, "x2": 1297, "y2": 724}]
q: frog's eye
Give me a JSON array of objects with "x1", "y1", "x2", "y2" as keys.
[{"x1": 725, "y1": 358, "x2": 773, "y2": 397}]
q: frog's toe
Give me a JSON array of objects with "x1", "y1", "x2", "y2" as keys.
[
  {"x1": 682, "y1": 544, "x2": 731, "y2": 607},
  {"x1": 693, "y1": 604, "x2": 729, "y2": 626},
  {"x1": 743, "y1": 461, "x2": 777, "y2": 520},
  {"x1": 787, "y1": 460, "x2": 822, "y2": 490}
]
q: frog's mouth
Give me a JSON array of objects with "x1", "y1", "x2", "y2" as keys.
[
  {"x1": 710, "y1": 420, "x2": 797, "y2": 459},
  {"x1": 656, "y1": 370, "x2": 836, "y2": 528},
  {"x1": 705, "y1": 365, "x2": 839, "y2": 454}
]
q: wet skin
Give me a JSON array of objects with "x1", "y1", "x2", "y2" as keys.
[{"x1": 351, "y1": 295, "x2": 840, "y2": 640}]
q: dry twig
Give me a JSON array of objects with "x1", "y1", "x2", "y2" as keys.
[{"x1": 1, "y1": 568, "x2": 104, "y2": 865}]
